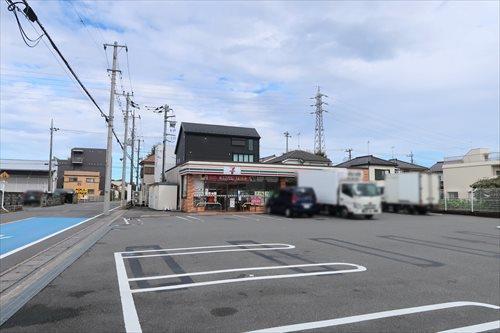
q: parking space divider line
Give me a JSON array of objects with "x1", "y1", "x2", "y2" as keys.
[
  {"x1": 121, "y1": 244, "x2": 295, "y2": 259},
  {"x1": 128, "y1": 262, "x2": 364, "y2": 282},
  {"x1": 186, "y1": 215, "x2": 204, "y2": 222},
  {"x1": 246, "y1": 302, "x2": 500, "y2": 333},
  {"x1": 119, "y1": 243, "x2": 294, "y2": 255},
  {"x1": 114, "y1": 252, "x2": 142, "y2": 333},
  {"x1": 130, "y1": 263, "x2": 366, "y2": 293},
  {"x1": 437, "y1": 320, "x2": 500, "y2": 333}
]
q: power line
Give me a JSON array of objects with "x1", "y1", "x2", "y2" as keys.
[
  {"x1": 67, "y1": 1, "x2": 109, "y2": 69},
  {"x1": 5, "y1": 0, "x2": 44, "y2": 47},
  {"x1": 8, "y1": 0, "x2": 124, "y2": 150}
]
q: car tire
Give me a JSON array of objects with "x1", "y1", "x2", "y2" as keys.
[
  {"x1": 340, "y1": 207, "x2": 349, "y2": 219},
  {"x1": 285, "y1": 208, "x2": 293, "y2": 218},
  {"x1": 307, "y1": 213, "x2": 314, "y2": 218},
  {"x1": 266, "y1": 206, "x2": 272, "y2": 214},
  {"x1": 364, "y1": 214, "x2": 373, "y2": 219}
]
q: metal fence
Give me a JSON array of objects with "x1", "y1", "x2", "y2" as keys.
[{"x1": 439, "y1": 188, "x2": 500, "y2": 213}]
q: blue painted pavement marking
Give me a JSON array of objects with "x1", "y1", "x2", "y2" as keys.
[{"x1": 0, "y1": 217, "x2": 86, "y2": 257}]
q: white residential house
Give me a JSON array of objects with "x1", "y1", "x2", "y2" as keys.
[{"x1": 442, "y1": 148, "x2": 500, "y2": 199}]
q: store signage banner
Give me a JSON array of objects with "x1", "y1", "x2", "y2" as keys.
[
  {"x1": 207, "y1": 175, "x2": 251, "y2": 182},
  {"x1": 223, "y1": 166, "x2": 241, "y2": 175}
]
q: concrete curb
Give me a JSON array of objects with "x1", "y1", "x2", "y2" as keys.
[{"x1": 0, "y1": 210, "x2": 124, "y2": 325}]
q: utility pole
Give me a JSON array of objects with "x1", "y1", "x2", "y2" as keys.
[
  {"x1": 310, "y1": 86, "x2": 328, "y2": 155},
  {"x1": 367, "y1": 140, "x2": 370, "y2": 154},
  {"x1": 118, "y1": 92, "x2": 131, "y2": 208},
  {"x1": 103, "y1": 41, "x2": 126, "y2": 215},
  {"x1": 296, "y1": 132, "x2": 301, "y2": 150},
  {"x1": 48, "y1": 118, "x2": 59, "y2": 193},
  {"x1": 345, "y1": 148, "x2": 353, "y2": 160},
  {"x1": 129, "y1": 108, "x2": 136, "y2": 189},
  {"x1": 136, "y1": 138, "x2": 142, "y2": 189},
  {"x1": 149, "y1": 104, "x2": 176, "y2": 182},
  {"x1": 284, "y1": 131, "x2": 291, "y2": 153},
  {"x1": 407, "y1": 151, "x2": 414, "y2": 164}
]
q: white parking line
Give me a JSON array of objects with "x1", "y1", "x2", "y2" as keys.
[
  {"x1": 123, "y1": 218, "x2": 130, "y2": 225},
  {"x1": 129, "y1": 262, "x2": 365, "y2": 282},
  {"x1": 120, "y1": 243, "x2": 295, "y2": 259},
  {"x1": 175, "y1": 216, "x2": 191, "y2": 222},
  {"x1": 437, "y1": 320, "x2": 500, "y2": 333},
  {"x1": 115, "y1": 243, "x2": 365, "y2": 333},
  {"x1": 131, "y1": 262, "x2": 366, "y2": 293},
  {"x1": 186, "y1": 215, "x2": 204, "y2": 222},
  {"x1": 114, "y1": 252, "x2": 142, "y2": 333},
  {"x1": 260, "y1": 215, "x2": 286, "y2": 221},
  {"x1": 233, "y1": 214, "x2": 261, "y2": 221},
  {"x1": 246, "y1": 301, "x2": 500, "y2": 333}
]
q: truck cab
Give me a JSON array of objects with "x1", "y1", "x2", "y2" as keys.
[{"x1": 338, "y1": 181, "x2": 382, "y2": 218}]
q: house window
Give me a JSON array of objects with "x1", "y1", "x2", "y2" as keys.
[
  {"x1": 374, "y1": 169, "x2": 390, "y2": 181},
  {"x1": 231, "y1": 138, "x2": 246, "y2": 146},
  {"x1": 232, "y1": 154, "x2": 254, "y2": 163},
  {"x1": 248, "y1": 139, "x2": 254, "y2": 151},
  {"x1": 88, "y1": 189, "x2": 95, "y2": 195},
  {"x1": 447, "y1": 192, "x2": 459, "y2": 199},
  {"x1": 86, "y1": 178, "x2": 96, "y2": 183},
  {"x1": 68, "y1": 177, "x2": 78, "y2": 182},
  {"x1": 496, "y1": 170, "x2": 500, "y2": 176}
]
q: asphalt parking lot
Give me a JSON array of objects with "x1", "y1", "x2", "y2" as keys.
[{"x1": 2, "y1": 210, "x2": 499, "y2": 332}]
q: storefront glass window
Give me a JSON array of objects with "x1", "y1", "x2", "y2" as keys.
[
  {"x1": 191, "y1": 175, "x2": 283, "y2": 212},
  {"x1": 181, "y1": 175, "x2": 187, "y2": 198}
]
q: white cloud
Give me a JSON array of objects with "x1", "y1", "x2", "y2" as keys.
[{"x1": 1, "y1": 0, "x2": 498, "y2": 173}]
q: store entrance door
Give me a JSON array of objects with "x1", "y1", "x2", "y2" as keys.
[{"x1": 226, "y1": 183, "x2": 240, "y2": 212}]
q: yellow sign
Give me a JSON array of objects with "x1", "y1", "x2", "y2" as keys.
[
  {"x1": 75, "y1": 188, "x2": 88, "y2": 195},
  {"x1": 0, "y1": 171, "x2": 9, "y2": 180}
]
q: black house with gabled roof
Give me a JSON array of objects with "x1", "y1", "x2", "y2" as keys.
[{"x1": 174, "y1": 122, "x2": 260, "y2": 165}]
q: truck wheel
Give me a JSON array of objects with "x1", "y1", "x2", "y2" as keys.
[
  {"x1": 285, "y1": 208, "x2": 293, "y2": 218},
  {"x1": 364, "y1": 215, "x2": 373, "y2": 219},
  {"x1": 340, "y1": 207, "x2": 349, "y2": 218},
  {"x1": 417, "y1": 208, "x2": 427, "y2": 215}
]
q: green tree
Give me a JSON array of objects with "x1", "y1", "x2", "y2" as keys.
[{"x1": 471, "y1": 176, "x2": 500, "y2": 189}]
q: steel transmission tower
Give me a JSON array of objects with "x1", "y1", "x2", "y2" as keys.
[{"x1": 310, "y1": 86, "x2": 328, "y2": 155}]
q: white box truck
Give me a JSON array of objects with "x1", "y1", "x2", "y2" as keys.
[
  {"x1": 381, "y1": 172, "x2": 439, "y2": 214},
  {"x1": 297, "y1": 168, "x2": 381, "y2": 219}
]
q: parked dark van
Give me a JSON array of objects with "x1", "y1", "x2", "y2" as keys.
[
  {"x1": 22, "y1": 190, "x2": 44, "y2": 205},
  {"x1": 265, "y1": 187, "x2": 317, "y2": 217}
]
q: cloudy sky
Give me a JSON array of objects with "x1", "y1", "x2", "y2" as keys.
[{"x1": 1, "y1": 0, "x2": 498, "y2": 177}]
